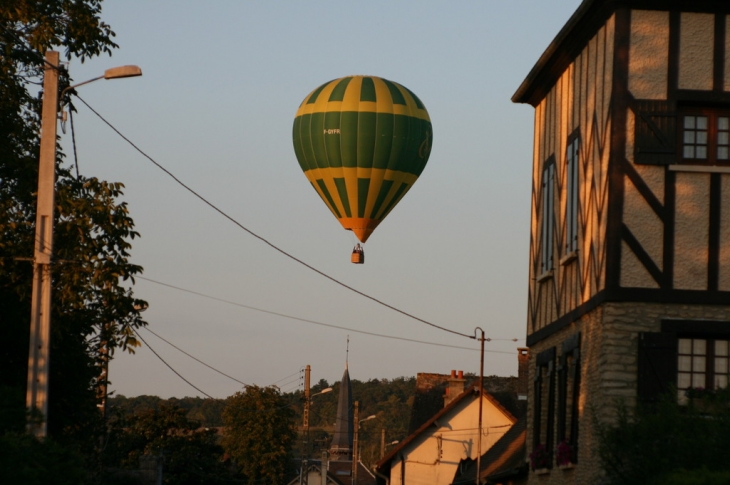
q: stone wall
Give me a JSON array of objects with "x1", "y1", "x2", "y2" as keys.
[{"x1": 526, "y1": 301, "x2": 730, "y2": 485}]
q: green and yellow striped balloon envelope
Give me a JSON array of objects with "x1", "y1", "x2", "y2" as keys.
[{"x1": 292, "y1": 75, "x2": 432, "y2": 243}]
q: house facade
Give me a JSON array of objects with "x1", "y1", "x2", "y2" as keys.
[
  {"x1": 512, "y1": 1, "x2": 730, "y2": 483},
  {"x1": 376, "y1": 385, "x2": 516, "y2": 485}
]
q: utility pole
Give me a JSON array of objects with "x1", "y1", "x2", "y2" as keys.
[
  {"x1": 26, "y1": 50, "x2": 60, "y2": 438},
  {"x1": 352, "y1": 401, "x2": 359, "y2": 485},
  {"x1": 476, "y1": 328, "x2": 485, "y2": 485},
  {"x1": 321, "y1": 450, "x2": 328, "y2": 485},
  {"x1": 301, "y1": 365, "x2": 311, "y2": 485}
]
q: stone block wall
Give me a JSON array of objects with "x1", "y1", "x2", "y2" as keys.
[{"x1": 525, "y1": 301, "x2": 730, "y2": 485}]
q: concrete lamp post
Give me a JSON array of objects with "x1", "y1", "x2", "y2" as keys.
[{"x1": 26, "y1": 51, "x2": 141, "y2": 438}]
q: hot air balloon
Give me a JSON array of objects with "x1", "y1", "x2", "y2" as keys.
[{"x1": 292, "y1": 75, "x2": 432, "y2": 263}]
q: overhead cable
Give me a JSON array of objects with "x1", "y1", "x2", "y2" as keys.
[
  {"x1": 74, "y1": 94, "x2": 474, "y2": 340},
  {"x1": 136, "y1": 276, "x2": 507, "y2": 352},
  {"x1": 132, "y1": 328, "x2": 214, "y2": 398},
  {"x1": 143, "y1": 327, "x2": 250, "y2": 388}
]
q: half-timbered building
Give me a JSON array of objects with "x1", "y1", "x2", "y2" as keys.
[{"x1": 512, "y1": 1, "x2": 730, "y2": 483}]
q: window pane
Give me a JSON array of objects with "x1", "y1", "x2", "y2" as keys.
[
  {"x1": 693, "y1": 356, "x2": 706, "y2": 371},
  {"x1": 697, "y1": 131, "x2": 708, "y2": 144},
  {"x1": 716, "y1": 375, "x2": 728, "y2": 389},
  {"x1": 716, "y1": 340, "x2": 729, "y2": 356},
  {"x1": 684, "y1": 146, "x2": 695, "y2": 158},
  {"x1": 678, "y1": 356, "x2": 692, "y2": 371},
  {"x1": 719, "y1": 117, "x2": 729, "y2": 130},
  {"x1": 697, "y1": 116, "x2": 708, "y2": 129},
  {"x1": 697, "y1": 146, "x2": 707, "y2": 159},
  {"x1": 692, "y1": 373, "x2": 706, "y2": 387},
  {"x1": 685, "y1": 116, "x2": 696, "y2": 129},
  {"x1": 678, "y1": 373, "x2": 691, "y2": 388},
  {"x1": 715, "y1": 357, "x2": 728, "y2": 374},
  {"x1": 719, "y1": 147, "x2": 729, "y2": 160},
  {"x1": 693, "y1": 339, "x2": 707, "y2": 354},
  {"x1": 718, "y1": 132, "x2": 729, "y2": 145},
  {"x1": 679, "y1": 339, "x2": 692, "y2": 354},
  {"x1": 684, "y1": 131, "x2": 696, "y2": 144}
]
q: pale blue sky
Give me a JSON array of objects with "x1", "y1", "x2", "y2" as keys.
[{"x1": 60, "y1": 1, "x2": 582, "y2": 398}]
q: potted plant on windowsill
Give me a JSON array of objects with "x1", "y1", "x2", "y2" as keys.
[
  {"x1": 685, "y1": 387, "x2": 717, "y2": 414},
  {"x1": 556, "y1": 440, "x2": 576, "y2": 469},
  {"x1": 530, "y1": 444, "x2": 551, "y2": 474}
]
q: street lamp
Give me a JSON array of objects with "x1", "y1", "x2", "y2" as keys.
[
  {"x1": 26, "y1": 51, "x2": 142, "y2": 438},
  {"x1": 352, "y1": 401, "x2": 376, "y2": 485}
]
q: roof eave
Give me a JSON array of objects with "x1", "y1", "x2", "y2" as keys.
[{"x1": 511, "y1": 0, "x2": 616, "y2": 106}]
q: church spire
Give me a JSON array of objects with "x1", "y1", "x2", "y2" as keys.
[{"x1": 329, "y1": 342, "x2": 353, "y2": 461}]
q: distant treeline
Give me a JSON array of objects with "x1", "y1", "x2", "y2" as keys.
[{"x1": 109, "y1": 376, "x2": 416, "y2": 466}]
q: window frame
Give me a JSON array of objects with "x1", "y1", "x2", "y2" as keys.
[
  {"x1": 679, "y1": 107, "x2": 730, "y2": 166},
  {"x1": 557, "y1": 333, "x2": 581, "y2": 464},
  {"x1": 540, "y1": 157, "x2": 556, "y2": 275},
  {"x1": 638, "y1": 321, "x2": 730, "y2": 405},
  {"x1": 533, "y1": 347, "x2": 557, "y2": 469},
  {"x1": 565, "y1": 132, "x2": 580, "y2": 255}
]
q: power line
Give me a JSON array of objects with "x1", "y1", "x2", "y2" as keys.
[
  {"x1": 73, "y1": 94, "x2": 474, "y2": 340},
  {"x1": 135, "y1": 276, "x2": 521, "y2": 353},
  {"x1": 143, "y1": 327, "x2": 250, "y2": 388},
  {"x1": 132, "y1": 328, "x2": 213, "y2": 398},
  {"x1": 270, "y1": 370, "x2": 303, "y2": 386}
]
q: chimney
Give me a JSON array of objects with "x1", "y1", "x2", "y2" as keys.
[
  {"x1": 517, "y1": 348, "x2": 529, "y2": 400},
  {"x1": 444, "y1": 370, "x2": 466, "y2": 407}
]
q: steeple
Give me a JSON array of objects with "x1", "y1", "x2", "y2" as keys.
[{"x1": 329, "y1": 362, "x2": 353, "y2": 461}]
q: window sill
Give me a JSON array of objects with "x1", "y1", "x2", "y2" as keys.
[
  {"x1": 669, "y1": 164, "x2": 730, "y2": 174},
  {"x1": 534, "y1": 468, "x2": 550, "y2": 476},
  {"x1": 558, "y1": 463, "x2": 576, "y2": 470},
  {"x1": 560, "y1": 251, "x2": 578, "y2": 266},
  {"x1": 536, "y1": 270, "x2": 554, "y2": 283}
]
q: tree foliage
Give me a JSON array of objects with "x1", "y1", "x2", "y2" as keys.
[
  {"x1": 103, "y1": 403, "x2": 233, "y2": 485},
  {"x1": 597, "y1": 389, "x2": 730, "y2": 485},
  {"x1": 222, "y1": 386, "x2": 297, "y2": 485},
  {"x1": 0, "y1": 0, "x2": 146, "y2": 454},
  {"x1": 0, "y1": 432, "x2": 87, "y2": 485}
]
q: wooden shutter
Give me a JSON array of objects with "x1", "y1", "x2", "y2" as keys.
[
  {"x1": 634, "y1": 100, "x2": 677, "y2": 165},
  {"x1": 637, "y1": 332, "x2": 677, "y2": 403}
]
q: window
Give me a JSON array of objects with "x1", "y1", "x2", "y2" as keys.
[
  {"x1": 681, "y1": 110, "x2": 730, "y2": 164},
  {"x1": 677, "y1": 337, "x2": 729, "y2": 404},
  {"x1": 565, "y1": 134, "x2": 580, "y2": 254},
  {"x1": 541, "y1": 158, "x2": 556, "y2": 274},
  {"x1": 533, "y1": 348, "x2": 556, "y2": 469},
  {"x1": 638, "y1": 321, "x2": 730, "y2": 405},
  {"x1": 633, "y1": 101, "x2": 730, "y2": 166},
  {"x1": 557, "y1": 334, "x2": 581, "y2": 465}
]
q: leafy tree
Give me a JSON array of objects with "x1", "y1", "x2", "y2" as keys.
[
  {"x1": 0, "y1": 0, "x2": 146, "y2": 458},
  {"x1": 222, "y1": 386, "x2": 297, "y2": 485},
  {"x1": 0, "y1": 432, "x2": 87, "y2": 485},
  {"x1": 103, "y1": 403, "x2": 233, "y2": 485},
  {"x1": 597, "y1": 388, "x2": 730, "y2": 485}
]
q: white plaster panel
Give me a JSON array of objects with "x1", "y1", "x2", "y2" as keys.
[
  {"x1": 719, "y1": 175, "x2": 730, "y2": 291},
  {"x1": 726, "y1": 16, "x2": 730, "y2": 92},
  {"x1": 674, "y1": 172, "x2": 710, "y2": 290},
  {"x1": 633, "y1": 164, "x2": 664, "y2": 205},
  {"x1": 623, "y1": 176, "x2": 663, "y2": 267},
  {"x1": 678, "y1": 13, "x2": 714, "y2": 91},
  {"x1": 629, "y1": 10, "x2": 669, "y2": 99}
]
